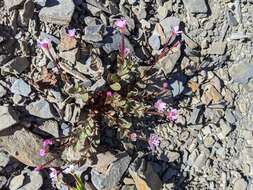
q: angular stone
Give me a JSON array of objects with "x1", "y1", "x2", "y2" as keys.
[
  {"x1": 9, "y1": 174, "x2": 24, "y2": 190},
  {"x1": 183, "y1": 0, "x2": 208, "y2": 14},
  {"x1": 91, "y1": 152, "x2": 131, "y2": 190},
  {"x1": 233, "y1": 178, "x2": 247, "y2": 190},
  {"x1": 148, "y1": 34, "x2": 160, "y2": 50},
  {"x1": 4, "y1": 0, "x2": 25, "y2": 10},
  {"x1": 7, "y1": 57, "x2": 30, "y2": 74},
  {"x1": 155, "y1": 43, "x2": 181, "y2": 75},
  {"x1": 229, "y1": 63, "x2": 253, "y2": 84},
  {"x1": 160, "y1": 16, "x2": 180, "y2": 35},
  {"x1": 0, "y1": 176, "x2": 7, "y2": 189},
  {"x1": 26, "y1": 99, "x2": 55, "y2": 119},
  {"x1": 0, "y1": 85, "x2": 7, "y2": 98},
  {"x1": 59, "y1": 48, "x2": 79, "y2": 63},
  {"x1": 0, "y1": 129, "x2": 61, "y2": 167},
  {"x1": 11, "y1": 79, "x2": 31, "y2": 97},
  {"x1": 129, "y1": 159, "x2": 162, "y2": 190},
  {"x1": 0, "y1": 151, "x2": 10, "y2": 167},
  {"x1": 103, "y1": 33, "x2": 133, "y2": 54},
  {"x1": 39, "y1": 0, "x2": 75, "y2": 25},
  {"x1": 208, "y1": 42, "x2": 227, "y2": 55},
  {"x1": 0, "y1": 106, "x2": 19, "y2": 131},
  {"x1": 59, "y1": 35, "x2": 77, "y2": 51}
]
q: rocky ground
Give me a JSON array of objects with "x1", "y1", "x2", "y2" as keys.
[{"x1": 0, "y1": 0, "x2": 253, "y2": 190}]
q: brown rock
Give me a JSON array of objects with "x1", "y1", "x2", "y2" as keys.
[
  {"x1": 0, "y1": 128, "x2": 61, "y2": 167},
  {"x1": 59, "y1": 36, "x2": 77, "y2": 52},
  {"x1": 201, "y1": 85, "x2": 223, "y2": 104}
]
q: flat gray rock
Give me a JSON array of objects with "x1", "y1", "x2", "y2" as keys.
[
  {"x1": 26, "y1": 99, "x2": 55, "y2": 119},
  {"x1": 11, "y1": 79, "x2": 31, "y2": 97},
  {"x1": 183, "y1": 0, "x2": 208, "y2": 14},
  {"x1": 229, "y1": 63, "x2": 253, "y2": 84},
  {"x1": 8, "y1": 57, "x2": 30, "y2": 74},
  {"x1": 39, "y1": 0, "x2": 75, "y2": 25},
  {"x1": 0, "y1": 106, "x2": 19, "y2": 131}
]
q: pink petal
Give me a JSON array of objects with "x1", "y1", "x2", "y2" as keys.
[{"x1": 42, "y1": 139, "x2": 53, "y2": 148}]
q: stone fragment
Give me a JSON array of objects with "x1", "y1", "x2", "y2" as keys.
[
  {"x1": 34, "y1": 0, "x2": 46, "y2": 6},
  {"x1": 225, "y1": 109, "x2": 236, "y2": 124},
  {"x1": 83, "y1": 25, "x2": 104, "y2": 43},
  {"x1": 21, "y1": 171, "x2": 43, "y2": 190},
  {"x1": 0, "y1": 129, "x2": 61, "y2": 167},
  {"x1": 0, "y1": 85, "x2": 7, "y2": 98},
  {"x1": 0, "y1": 176, "x2": 7, "y2": 189},
  {"x1": 233, "y1": 178, "x2": 247, "y2": 190},
  {"x1": 208, "y1": 42, "x2": 227, "y2": 55},
  {"x1": 26, "y1": 99, "x2": 55, "y2": 119},
  {"x1": 129, "y1": 159, "x2": 162, "y2": 190},
  {"x1": 0, "y1": 106, "x2": 19, "y2": 131},
  {"x1": 0, "y1": 151, "x2": 10, "y2": 167},
  {"x1": 148, "y1": 34, "x2": 160, "y2": 50},
  {"x1": 103, "y1": 33, "x2": 133, "y2": 54},
  {"x1": 189, "y1": 106, "x2": 203, "y2": 124},
  {"x1": 91, "y1": 152, "x2": 131, "y2": 190},
  {"x1": 39, "y1": 0, "x2": 75, "y2": 25},
  {"x1": 9, "y1": 174, "x2": 24, "y2": 190},
  {"x1": 59, "y1": 35, "x2": 77, "y2": 51},
  {"x1": 7, "y1": 57, "x2": 30, "y2": 74},
  {"x1": 11, "y1": 79, "x2": 31, "y2": 97},
  {"x1": 155, "y1": 43, "x2": 181, "y2": 75},
  {"x1": 4, "y1": 0, "x2": 25, "y2": 10},
  {"x1": 229, "y1": 63, "x2": 253, "y2": 84},
  {"x1": 171, "y1": 80, "x2": 185, "y2": 97},
  {"x1": 39, "y1": 120, "x2": 59, "y2": 138},
  {"x1": 183, "y1": 0, "x2": 208, "y2": 14},
  {"x1": 59, "y1": 48, "x2": 79, "y2": 63},
  {"x1": 201, "y1": 85, "x2": 223, "y2": 104},
  {"x1": 160, "y1": 16, "x2": 180, "y2": 35}
]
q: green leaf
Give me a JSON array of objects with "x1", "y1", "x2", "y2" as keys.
[{"x1": 110, "y1": 82, "x2": 121, "y2": 91}]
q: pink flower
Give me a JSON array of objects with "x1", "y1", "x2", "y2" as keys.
[
  {"x1": 172, "y1": 25, "x2": 182, "y2": 36},
  {"x1": 154, "y1": 99, "x2": 167, "y2": 112},
  {"x1": 124, "y1": 48, "x2": 130, "y2": 56},
  {"x1": 42, "y1": 139, "x2": 53, "y2": 148},
  {"x1": 166, "y1": 108, "x2": 177, "y2": 121},
  {"x1": 115, "y1": 19, "x2": 127, "y2": 33},
  {"x1": 39, "y1": 148, "x2": 47, "y2": 157},
  {"x1": 67, "y1": 28, "x2": 76, "y2": 38},
  {"x1": 34, "y1": 165, "x2": 43, "y2": 172},
  {"x1": 106, "y1": 91, "x2": 113, "y2": 97},
  {"x1": 37, "y1": 39, "x2": 50, "y2": 49},
  {"x1": 162, "y1": 82, "x2": 168, "y2": 91},
  {"x1": 129, "y1": 133, "x2": 137, "y2": 142},
  {"x1": 49, "y1": 168, "x2": 58, "y2": 181},
  {"x1": 148, "y1": 134, "x2": 160, "y2": 150}
]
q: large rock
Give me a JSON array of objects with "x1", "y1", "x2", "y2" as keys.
[
  {"x1": 4, "y1": 0, "x2": 25, "y2": 10},
  {"x1": 9, "y1": 170, "x2": 43, "y2": 190},
  {"x1": 129, "y1": 158, "x2": 162, "y2": 190},
  {"x1": 183, "y1": 0, "x2": 208, "y2": 14},
  {"x1": 0, "y1": 128, "x2": 61, "y2": 167},
  {"x1": 26, "y1": 99, "x2": 55, "y2": 119},
  {"x1": 39, "y1": 0, "x2": 75, "y2": 25},
  {"x1": 229, "y1": 63, "x2": 253, "y2": 84},
  {"x1": 11, "y1": 79, "x2": 31, "y2": 97},
  {"x1": 0, "y1": 106, "x2": 19, "y2": 131},
  {"x1": 91, "y1": 152, "x2": 131, "y2": 190}
]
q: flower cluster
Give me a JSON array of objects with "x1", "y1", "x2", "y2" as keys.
[
  {"x1": 148, "y1": 134, "x2": 160, "y2": 150},
  {"x1": 38, "y1": 139, "x2": 53, "y2": 157}
]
